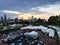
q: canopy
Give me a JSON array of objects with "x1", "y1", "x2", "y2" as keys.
[
  {"x1": 21, "y1": 25, "x2": 47, "y2": 30},
  {"x1": 24, "y1": 31, "x2": 38, "y2": 39},
  {"x1": 21, "y1": 25, "x2": 54, "y2": 37},
  {"x1": 46, "y1": 28, "x2": 54, "y2": 37}
]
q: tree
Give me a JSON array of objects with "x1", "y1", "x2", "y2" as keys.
[{"x1": 48, "y1": 15, "x2": 60, "y2": 26}]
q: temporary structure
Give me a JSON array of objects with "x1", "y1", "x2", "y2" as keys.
[
  {"x1": 21, "y1": 25, "x2": 54, "y2": 37},
  {"x1": 24, "y1": 31, "x2": 38, "y2": 39}
]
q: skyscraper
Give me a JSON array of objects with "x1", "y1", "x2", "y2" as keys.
[
  {"x1": 31, "y1": 16, "x2": 33, "y2": 19},
  {"x1": 4, "y1": 14, "x2": 7, "y2": 21},
  {"x1": 1, "y1": 16, "x2": 3, "y2": 21}
]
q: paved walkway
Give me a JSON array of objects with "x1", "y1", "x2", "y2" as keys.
[{"x1": 0, "y1": 40, "x2": 8, "y2": 45}]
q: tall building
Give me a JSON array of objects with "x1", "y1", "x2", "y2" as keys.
[
  {"x1": 14, "y1": 18, "x2": 18, "y2": 22},
  {"x1": 8, "y1": 17, "x2": 11, "y2": 21},
  {"x1": 31, "y1": 16, "x2": 34, "y2": 19},
  {"x1": 1, "y1": 16, "x2": 3, "y2": 21},
  {"x1": 4, "y1": 14, "x2": 7, "y2": 21}
]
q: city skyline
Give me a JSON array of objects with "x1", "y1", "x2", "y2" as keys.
[{"x1": 0, "y1": 0, "x2": 60, "y2": 20}]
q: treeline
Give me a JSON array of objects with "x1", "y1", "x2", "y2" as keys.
[
  {"x1": 0, "y1": 14, "x2": 60, "y2": 26},
  {"x1": 8, "y1": 14, "x2": 60, "y2": 26},
  {"x1": 21, "y1": 14, "x2": 60, "y2": 26},
  {"x1": 48, "y1": 14, "x2": 60, "y2": 26}
]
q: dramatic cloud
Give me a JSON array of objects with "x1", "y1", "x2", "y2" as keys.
[
  {"x1": 2, "y1": 10, "x2": 22, "y2": 14},
  {"x1": 0, "y1": 0, "x2": 60, "y2": 20},
  {"x1": 31, "y1": 2, "x2": 60, "y2": 15},
  {"x1": 1, "y1": 10, "x2": 50, "y2": 20}
]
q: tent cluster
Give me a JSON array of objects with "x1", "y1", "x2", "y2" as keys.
[
  {"x1": 24, "y1": 31, "x2": 38, "y2": 39},
  {"x1": 21, "y1": 25, "x2": 54, "y2": 37}
]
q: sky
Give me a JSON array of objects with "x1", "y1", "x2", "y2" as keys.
[{"x1": 0, "y1": 0, "x2": 60, "y2": 20}]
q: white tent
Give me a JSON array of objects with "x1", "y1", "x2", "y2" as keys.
[
  {"x1": 21, "y1": 25, "x2": 33, "y2": 29},
  {"x1": 38, "y1": 25, "x2": 48, "y2": 32},
  {"x1": 57, "y1": 32, "x2": 60, "y2": 38},
  {"x1": 24, "y1": 31, "x2": 38, "y2": 39},
  {"x1": 46, "y1": 28, "x2": 54, "y2": 37},
  {"x1": 21, "y1": 25, "x2": 48, "y2": 32},
  {"x1": 21, "y1": 25, "x2": 47, "y2": 30},
  {"x1": 21, "y1": 25, "x2": 54, "y2": 37}
]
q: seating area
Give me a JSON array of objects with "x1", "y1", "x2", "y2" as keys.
[
  {"x1": 0, "y1": 30, "x2": 21, "y2": 42},
  {"x1": 0, "y1": 25, "x2": 58, "y2": 45}
]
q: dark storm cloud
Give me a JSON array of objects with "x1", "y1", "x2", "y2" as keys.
[{"x1": 0, "y1": 0, "x2": 60, "y2": 10}]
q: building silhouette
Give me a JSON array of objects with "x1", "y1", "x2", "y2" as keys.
[
  {"x1": 4, "y1": 14, "x2": 7, "y2": 21},
  {"x1": 1, "y1": 16, "x2": 3, "y2": 21},
  {"x1": 31, "y1": 16, "x2": 34, "y2": 19}
]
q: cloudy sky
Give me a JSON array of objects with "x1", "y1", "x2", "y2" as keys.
[{"x1": 0, "y1": 0, "x2": 60, "y2": 20}]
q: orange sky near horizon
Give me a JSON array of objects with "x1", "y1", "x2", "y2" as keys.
[{"x1": 18, "y1": 13, "x2": 50, "y2": 20}]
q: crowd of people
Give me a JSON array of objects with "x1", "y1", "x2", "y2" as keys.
[{"x1": 0, "y1": 28, "x2": 59, "y2": 45}]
